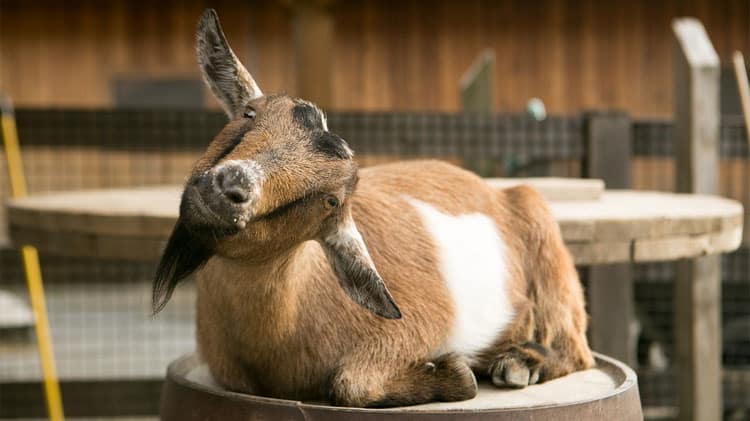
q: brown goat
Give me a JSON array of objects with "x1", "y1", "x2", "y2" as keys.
[{"x1": 153, "y1": 9, "x2": 595, "y2": 407}]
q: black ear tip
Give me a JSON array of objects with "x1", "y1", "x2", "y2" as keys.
[
  {"x1": 202, "y1": 8, "x2": 218, "y2": 20},
  {"x1": 375, "y1": 300, "x2": 402, "y2": 320},
  {"x1": 383, "y1": 306, "x2": 403, "y2": 320},
  {"x1": 199, "y1": 8, "x2": 220, "y2": 30}
]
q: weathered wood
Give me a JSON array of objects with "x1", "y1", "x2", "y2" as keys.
[
  {"x1": 583, "y1": 111, "x2": 631, "y2": 190},
  {"x1": 582, "y1": 111, "x2": 636, "y2": 367},
  {"x1": 587, "y1": 265, "x2": 636, "y2": 367},
  {"x1": 633, "y1": 227, "x2": 742, "y2": 262},
  {"x1": 674, "y1": 19, "x2": 720, "y2": 195},
  {"x1": 672, "y1": 17, "x2": 722, "y2": 421},
  {"x1": 674, "y1": 256, "x2": 723, "y2": 420},
  {"x1": 459, "y1": 50, "x2": 495, "y2": 114}
]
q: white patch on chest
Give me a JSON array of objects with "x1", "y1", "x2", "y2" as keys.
[{"x1": 407, "y1": 198, "x2": 515, "y2": 361}]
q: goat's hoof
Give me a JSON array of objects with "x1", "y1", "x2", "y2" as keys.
[
  {"x1": 432, "y1": 354, "x2": 478, "y2": 401},
  {"x1": 489, "y1": 355, "x2": 541, "y2": 388}
]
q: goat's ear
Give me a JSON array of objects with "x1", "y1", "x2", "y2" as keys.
[
  {"x1": 152, "y1": 221, "x2": 213, "y2": 314},
  {"x1": 320, "y1": 215, "x2": 402, "y2": 319},
  {"x1": 197, "y1": 9, "x2": 262, "y2": 119}
]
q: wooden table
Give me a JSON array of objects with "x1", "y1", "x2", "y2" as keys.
[{"x1": 6, "y1": 183, "x2": 742, "y2": 264}]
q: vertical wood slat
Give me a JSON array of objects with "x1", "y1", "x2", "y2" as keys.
[
  {"x1": 582, "y1": 111, "x2": 636, "y2": 368},
  {"x1": 672, "y1": 17, "x2": 721, "y2": 421},
  {"x1": 290, "y1": 0, "x2": 335, "y2": 107}
]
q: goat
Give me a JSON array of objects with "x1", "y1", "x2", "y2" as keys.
[{"x1": 153, "y1": 9, "x2": 595, "y2": 407}]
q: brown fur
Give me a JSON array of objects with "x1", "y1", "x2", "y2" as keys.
[{"x1": 157, "y1": 9, "x2": 595, "y2": 408}]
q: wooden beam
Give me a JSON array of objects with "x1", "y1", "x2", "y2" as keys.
[
  {"x1": 732, "y1": 52, "x2": 750, "y2": 145},
  {"x1": 582, "y1": 111, "x2": 636, "y2": 368},
  {"x1": 730, "y1": 52, "x2": 750, "y2": 243},
  {"x1": 672, "y1": 17, "x2": 722, "y2": 421},
  {"x1": 290, "y1": 0, "x2": 335, "y2": 107}
]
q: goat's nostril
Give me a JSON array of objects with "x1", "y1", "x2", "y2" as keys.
[
  {"x1": 214, "y1": 164, "x2": 253, "y2": 204},
  {"x1": 224, "y1": 187, "x2": 250, "y2": 204}
]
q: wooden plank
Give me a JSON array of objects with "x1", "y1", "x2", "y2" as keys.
[
  {"x1": 674, "y1": 255, "x2": 723, "y2": 421},
  {"x1": 583, "y1": 111, "x2": 631, "y2": 189},
  {"x1": 587, "y1": 264, "x2": 635, "y2": 366},
  {"x1": 581, "y1": 111, "x2": 636, "y2": 367},
  {"x1": 672, "y1": 17, "x2": 722, "y2": 421},
  {"x1": 633, "y1": 227, "x2": 743, "y2": 262},
  {"x1": 566, "y1": 242, "x2": 632, "y2": 265}
]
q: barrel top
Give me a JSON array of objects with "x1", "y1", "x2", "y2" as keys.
[
  {"x1": 6, "y1": 179, "x2": 743, "y2": 264},
  {"x1": 160, "y1": 352, "x2": 642, "y2": 420}
]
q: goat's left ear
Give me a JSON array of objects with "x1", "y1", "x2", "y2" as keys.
[
  {"x1": 320, "y1": 213, "x2": 402, "y2": 319},
  {"x1": 197, "y1": 9, "x2": 263, "y2": 119}
]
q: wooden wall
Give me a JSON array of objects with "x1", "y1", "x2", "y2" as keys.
[{"x1": 1, "y1": 0, "x2": 748, "y2": 117}]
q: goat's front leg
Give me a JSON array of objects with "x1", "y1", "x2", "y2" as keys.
[
  {"x1": 330, "y1": 353, "x2": 477, "y2": 407},
  {"x1": 485, "y1": 342, "x2": 556, "y2": 387}
]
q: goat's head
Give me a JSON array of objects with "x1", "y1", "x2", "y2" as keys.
[{"x1": 152, "y1": 9, "x2": 400, "y2": 320}]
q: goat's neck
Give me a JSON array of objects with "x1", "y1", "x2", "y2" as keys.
[{"x1": 199, "y1": 241, "x2": 323, "y2": 340}]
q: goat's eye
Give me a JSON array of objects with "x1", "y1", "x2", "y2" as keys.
[
  {"x1": 324, "y1": 196, "x2": 339, "y2": 209},
  {"x1": 243, "y1": 108, "x2": 256, "y2": 119}
]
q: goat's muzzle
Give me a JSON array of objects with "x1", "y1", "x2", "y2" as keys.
[{"x1": 179, "y1": 162, "x2": 260, "y2": 239}]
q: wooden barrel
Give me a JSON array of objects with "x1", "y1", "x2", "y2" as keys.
[{"x1": 160, "y1": 353, "x2": 642, "y2": 420}]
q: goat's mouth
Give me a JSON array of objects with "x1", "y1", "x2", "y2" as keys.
[{"x1": 179, "y1": 184, "x2": 246, "y2": 240}]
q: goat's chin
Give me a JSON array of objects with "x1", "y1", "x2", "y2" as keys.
[{"x1": 181, "y1": 218, "x2": 241, "y2": 242}]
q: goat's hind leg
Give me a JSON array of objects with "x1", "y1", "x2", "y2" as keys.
[{"x1": 331, "y1": 353, "x2": 478, "y2": 408}]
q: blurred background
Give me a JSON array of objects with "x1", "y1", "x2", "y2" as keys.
[
  {"x1": 0, "y1": 1, "x2": 748, "y2": 420},
  {"x1": 1, "y1": 0, "x2": 747, "y2": 115}
]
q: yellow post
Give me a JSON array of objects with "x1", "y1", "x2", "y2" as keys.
[{"x1": 1, "y1": 95, "x2": 65, "y2": 421}]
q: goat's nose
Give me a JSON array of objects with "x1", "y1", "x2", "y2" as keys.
[{"x1": 215, "y1": 165, "x2": 252, "y2": 204}]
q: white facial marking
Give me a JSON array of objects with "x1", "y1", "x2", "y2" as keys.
[
  {"x1": 408, "y1": 198, "x2": 515, "y2": 362},
  {"x1": 321, "y1": 112, "x2": 328, "y2": 131}
]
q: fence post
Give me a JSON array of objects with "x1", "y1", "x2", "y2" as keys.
[
  {"x1": 673, "y1": 18, "x2": 721, "y2": 421},
  {"x1": 582, "y1": 111, "x2": 636, "y2": 368}
]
